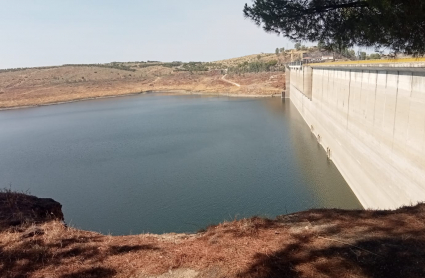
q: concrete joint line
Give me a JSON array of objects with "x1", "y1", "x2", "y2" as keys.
[
  {"x1": 406, "y1": 72, "x2": 414, "y2": 140},
  {"x1": 373, "y1": 71, "x2": 378, "y2": 128},
  {"x1": 383, "y1": 72, "x2": 388, "y2": 127},
  {"x1": 392, "y1": 71, "x2": 400, "y2": 149},
  {"x1": 346, "y1": 69, "x2": 352, "y2": 129}
]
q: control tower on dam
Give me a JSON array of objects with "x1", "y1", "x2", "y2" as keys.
[{"x1": 286, "y1": 59, "x2": 425, "y2": 209}]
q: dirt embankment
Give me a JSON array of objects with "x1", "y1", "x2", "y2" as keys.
[
  {"x1": 0, "y1": 65, "x2": 285, "y2": 109},
  {"x1": 1, "y1": 192, "x2": 424, "y2": 278}
]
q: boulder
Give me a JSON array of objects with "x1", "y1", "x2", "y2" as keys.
[{"x1": 0, "y1": 192, "x2": 64, "y2": 229}]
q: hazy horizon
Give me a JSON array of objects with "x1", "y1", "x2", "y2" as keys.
[{"x1": 1, "y1": 0, "x2": 295, "y2": 69}]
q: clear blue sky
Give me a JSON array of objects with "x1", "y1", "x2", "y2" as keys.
[{"x1": 0, "y1": 0, "x2": 294, "y2": 69}]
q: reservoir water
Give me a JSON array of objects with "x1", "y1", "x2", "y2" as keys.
[{"x1": 0, "y1": 93, "x2": 362, "y2": 235}]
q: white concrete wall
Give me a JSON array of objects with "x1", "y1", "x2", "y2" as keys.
[{"x1": 290, "y1": 66, "x2": 425, "y2": 209}]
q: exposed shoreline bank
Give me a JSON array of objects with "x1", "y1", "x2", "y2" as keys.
[{"x1": 0, "y1": 89, "x2": 283, "y2": 111}]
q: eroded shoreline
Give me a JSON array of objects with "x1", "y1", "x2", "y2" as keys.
[{"x1": 0, "y1": 89, "x2": 283, "y2": 111}]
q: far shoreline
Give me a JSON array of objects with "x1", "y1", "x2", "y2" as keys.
[{"x1": 0, "y1": 89, "x2": 284, "y2": 111}]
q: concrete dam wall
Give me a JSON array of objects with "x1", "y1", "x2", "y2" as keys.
[{"x1": 288, "y1": 61, "x2": 425, "y2": 209}]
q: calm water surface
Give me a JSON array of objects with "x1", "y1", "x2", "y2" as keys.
[{"x1": 0, "y1": 94, "x2": 362, "y2": 234}]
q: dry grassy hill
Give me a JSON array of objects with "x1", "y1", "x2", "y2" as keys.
[
  {"x1": 214, "y1": 52, "x2": 295, "y2": 67},
  {"x1": 0, "y1": 58, "x2": 286, "y2": 109}
]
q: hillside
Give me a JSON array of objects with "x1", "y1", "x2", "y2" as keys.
[
  {"x1": 0, "y1": 57, "x2": 286, "y2": 109},
  {"x1": 214, "y1": 53, "x2": 283, "y2": 67}
]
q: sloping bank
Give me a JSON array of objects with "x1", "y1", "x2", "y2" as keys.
[
  {"x1": 0, "y1": 72, "x2": 285, "y2": 110},
  {"x1": 1, "y1": 192, "x2": 424, "y2": 278}
]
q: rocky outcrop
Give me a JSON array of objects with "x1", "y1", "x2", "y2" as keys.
[{"x1": 0, "y1": 191, "x2": 64, "y2": 229}]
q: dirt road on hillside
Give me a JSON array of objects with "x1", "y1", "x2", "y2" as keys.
[{"x1": 221, "y1": 74, "x2": 240, "y2": 87}]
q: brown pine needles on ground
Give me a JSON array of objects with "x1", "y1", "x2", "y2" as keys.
[{"x1": 1, "y1": 191, "x2": 425, "y2": 278}]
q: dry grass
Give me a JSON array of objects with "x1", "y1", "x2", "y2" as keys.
[
  {"x1": 0, "y1": 64, "x2": 285, "y2": 109},
  {"x1": 1, "y1": 200, "x2": 424, "y2": 278},
  {"x1": 213, "y1": 53, "x2": 290, "y2": 68},
  {"x1": 227, "y1": 72, "x2": 285, "y2": 93}
]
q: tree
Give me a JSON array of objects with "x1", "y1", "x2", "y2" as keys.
[
  {"x1": 275, "y1": 48, "x2": 280, "y2": 55},
  {"x1": 369, "y1": 53, "x2": 381, "y2": 60},
  {"x1": 339, "y1": 48, "x2": 356, "y2": 59},
  {"x1": 317, "y1": 41, "x2": 325, "y2": 50},
  {"x1": 257, "y1": 54, "x2": 261, "y2": 60},
  {"x1": 280, "y1": 47, "x2": 285, "y2": 53},
  {"x1": 243, "y1": 0, "x2": 425, "y2": 55},
  {"x1": 294, "y1": 42, "x2": 301, "y2": 50},
  {"x1": 358, "y1": 52, "x2": 367, "y2": 60}
]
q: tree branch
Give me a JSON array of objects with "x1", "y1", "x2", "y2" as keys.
[{"x1": 288, "y1": 1, "x2": 369, "y2": 15}]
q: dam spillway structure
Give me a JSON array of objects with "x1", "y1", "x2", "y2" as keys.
[{"x1": 286, "y1": 59, "x2": 425, "y2": 209}]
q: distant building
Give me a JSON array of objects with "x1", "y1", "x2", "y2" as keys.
[{"x1": 321, "y1": 55, "x2": 334, "y2": 61}]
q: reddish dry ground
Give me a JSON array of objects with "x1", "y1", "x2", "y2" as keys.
[
  {"x1": 1, "y1": 194, "x2": 424, "y2": 278},
  {"x1": 0, "y1": 66, "x2": 285, "y2": 109},
  {"x1": 227, "y1": 72, "x2": 285, "y2": 93}
]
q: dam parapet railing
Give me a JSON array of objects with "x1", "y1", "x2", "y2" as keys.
[
  {"x1": 309, "y1": 57, "x2": 425, "y2": 68},
  {"x1": 286, "y1": 58, "x2": 425, "y2": 210}
]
